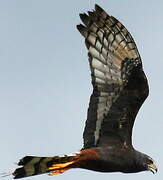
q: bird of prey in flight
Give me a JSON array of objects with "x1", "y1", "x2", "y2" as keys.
[{"x1": 12, "y1": 4, "x2": 157, "y2": 179}]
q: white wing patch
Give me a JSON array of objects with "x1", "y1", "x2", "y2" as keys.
[{"x1": 90, "y1": 56, "x2": 121, "y2": 145}]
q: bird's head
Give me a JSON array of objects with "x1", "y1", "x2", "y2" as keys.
[
  {"x1": 144, "y1": 156, "x2": 157, "y2": 174},
  {"x1": 135, "y1": 152, "x2": 157, "y2": 174}
]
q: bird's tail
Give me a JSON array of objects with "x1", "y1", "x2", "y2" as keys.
[{"x1": 13, "y1": 153, "x2": 80, "y2": 179}]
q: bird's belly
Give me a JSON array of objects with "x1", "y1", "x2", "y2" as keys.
[{"x1": 79, "y1": 159, "x2": 123, "y2": 173}]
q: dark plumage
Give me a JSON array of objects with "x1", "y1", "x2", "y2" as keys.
[{"x1": 12, "y1": 4, "x2": 157, "y2": 179}]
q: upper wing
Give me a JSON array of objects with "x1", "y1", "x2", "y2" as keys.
[{"x1": 77, "y1": 4, "x2": 149, "y2": 148}]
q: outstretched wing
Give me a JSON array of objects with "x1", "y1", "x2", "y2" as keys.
[{"x1": 77, "y1": 4, "x2": 149, "y2": 148}]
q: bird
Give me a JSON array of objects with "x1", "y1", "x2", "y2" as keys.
[{"x1": 12, "y1": 4, "x2": 157, "y2": 179}]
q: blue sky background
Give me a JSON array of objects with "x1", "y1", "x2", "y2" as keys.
[{"x1": 0, "y1": 0, "x2": 163, "y2": 180}]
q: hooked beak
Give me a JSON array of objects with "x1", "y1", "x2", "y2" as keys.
[{"x1": 148, "y1": 162, "x2": 158, "y2": 174}]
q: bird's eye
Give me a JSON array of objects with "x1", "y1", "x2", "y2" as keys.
[{"x1": 148, "y1": 159, "x2": 153, "y2": 164}]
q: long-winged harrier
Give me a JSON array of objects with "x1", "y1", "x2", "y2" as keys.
[{"x1": 12, "y1": 4, "x2": 157, "y2": 179}]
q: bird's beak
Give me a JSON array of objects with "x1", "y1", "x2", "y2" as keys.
[{"x1": 148, "y1": 162, "x2": 158, "y2": 174}]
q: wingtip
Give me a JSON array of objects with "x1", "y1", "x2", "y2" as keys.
[
  {"x1": 79, "y1": 13, "x2": 88, "y2": 21},
  {"x1": 76, "y1": 24, "x2": 88, "y2": 37},
  {"x1": 79, "y1": 13, "x2": 87, "y2": 19},
  {"x1": 88, "y1": 11, "x2": 94, "y2": 16},
  {"x1": 76, "y1": 24, "x2": 83, "y2": 32},
  {"x1": 79, "y1": 13, "x2": 90, "y2": 26},
  {"x1": 95, "y1": 4, "x2": 104, "y2": 13}
]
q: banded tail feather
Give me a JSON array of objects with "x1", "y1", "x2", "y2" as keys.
[{"x1": 13, "y1": 153, "x2": 80, "y2": 179}]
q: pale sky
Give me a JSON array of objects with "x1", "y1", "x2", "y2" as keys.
[{"x1": 0, "y1": 0, "x2": 163, "y2": 180}]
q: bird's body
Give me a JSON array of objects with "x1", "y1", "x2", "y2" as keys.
[
  {"x1": 78, "y1": 147, "x2": 146, "y2": 173},
  {"x1": 12, "y1": 4, "x2": 157, "y2": 179}
]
